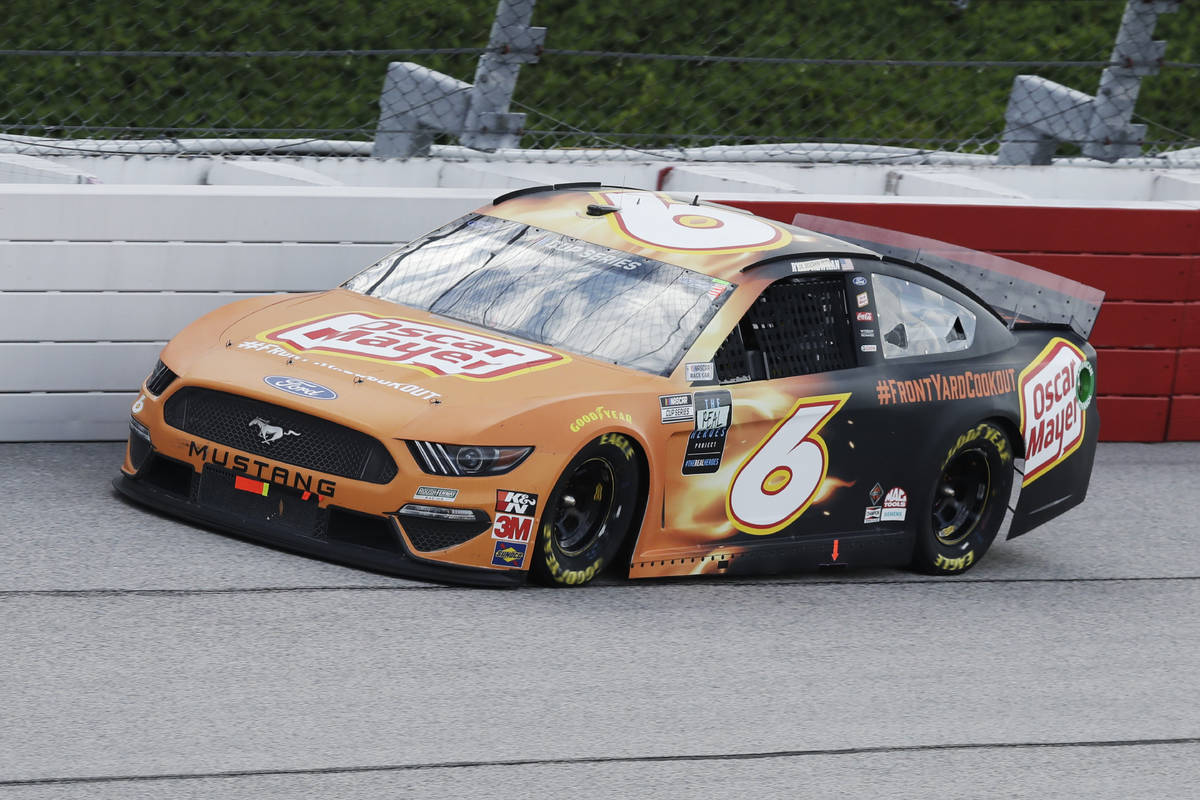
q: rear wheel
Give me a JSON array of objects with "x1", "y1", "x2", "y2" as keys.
[
  {"x1": 912, "y1": 420, "x2": 1014, "y2": 575},
  {"x1": 531, "y1": 433, "x2": 642, "y2": 587}
]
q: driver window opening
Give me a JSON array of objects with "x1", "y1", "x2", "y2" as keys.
[
  {"x1": 713, "y1": 275, "x2": 854, "y2": 384},
  {"x1": 872, "y1": 273, "x2": 976, "y2": 359}
]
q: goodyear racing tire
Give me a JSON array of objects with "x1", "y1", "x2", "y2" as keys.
[
  {"x1": 531, "y1": 433, "x2": 642, "y2": 588},
  {"x1": 912, "y1": 420, "x2": 1014, "y2": 575}
]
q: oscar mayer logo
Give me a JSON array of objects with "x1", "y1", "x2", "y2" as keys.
[
  {"x1": 261, "y1": 313, "x2": 567, "y2": 381},
  {"x1": 1019, "y1": 338, "x2": 1086, "y2": 486}
]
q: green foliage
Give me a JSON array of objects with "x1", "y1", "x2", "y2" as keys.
[{"x1": 2, "y1": 0, "x2": 1197, "y2": 150}]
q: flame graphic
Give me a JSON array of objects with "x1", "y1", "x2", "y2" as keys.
[{"x1": 812, "y1": 475, "x2": 856, "y2": 505}]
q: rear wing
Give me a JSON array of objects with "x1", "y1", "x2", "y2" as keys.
[{"x1": 790, "y1": 213, "x2": 1105, "y2": 339}]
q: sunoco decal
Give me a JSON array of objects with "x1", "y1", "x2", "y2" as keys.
[
  {"x1": 1019, "y1": 338, "x2": 1086, "y2": 486},
  {"x1": 683, "y1": 390, "x2": 732, "y2": 475},
  {"x1": 261, "y1": 313, "x2": 566, "y2": 381}
]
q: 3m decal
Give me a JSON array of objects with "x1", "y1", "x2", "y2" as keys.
[
  {"x1": 493, "y1": 513, "x2": 535, "y2": 544},
  {"x1": 727, "y1": 393, "x2": 849, "y2": 534},
  {"x1": 860, "y1": 344, "x2": 878, "y2": 353},
  {"x1": 1019, "y1": 338, "x2": 1087, "y2": 486},
  {"x1": 597, "y1": 191, "x2": 791, "y2": 254},
  {"x1": 874, "y1": 368, "x2": 1016, "y2": 406},
  {"x1": 685, "y1": 362, "x2": 716, "y2": 383},
  {"x1": 659, "y1": 393, "x2": 695, "y2": 423},
  {"x1": 239, "y1": 341, "x2": 440, "y2": 400},
  {"x1": 263, "y1": 375, "x2": 337, "y2": 400},
  {"x1": 569, "y1": 405, "x2": 633, "y2": 432},
  {"x1": 187, "y1": 441, "x2": 337, "y2": 497},
  {"x1": 882, "y1": 487, "x2": 907, "y2": 522},
  {"x1": 414, "y1": 486, "x2": 458, "y2": 502},
  {"x1": 683, "y1": 390, "x2": 732, "y2": 475},
  {"x1": 260, "y1": 313, "x2": 566, "y2": 381},
  {"x1": 491, "y1": 541, "x2": 528, "y2": 568}
]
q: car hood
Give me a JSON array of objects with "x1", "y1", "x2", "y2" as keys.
[{"x1": 176, "y1": 289, "x2": 659, "y2": 441}]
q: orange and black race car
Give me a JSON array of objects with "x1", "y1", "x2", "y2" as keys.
[{"x1": 116, "y1": 184, "x2": 1103, "y2": 587}]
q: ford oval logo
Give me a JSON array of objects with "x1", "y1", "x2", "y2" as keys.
[{"x1": 263, "y1": 376, "x2": 337, "y2": 400}]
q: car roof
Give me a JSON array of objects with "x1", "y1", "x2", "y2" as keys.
[{"x1": 478, "y1": 183, "x2": 881, "y2": 281}]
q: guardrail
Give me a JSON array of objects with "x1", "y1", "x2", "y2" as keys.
[{"x1": 1, "y1": 186, "x2": 1195, "y2": 441}]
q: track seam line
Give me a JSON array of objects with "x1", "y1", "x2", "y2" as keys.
[
  {"x1": 2, "y1": 574, "x2": 1199, "y2": 599},
  {"x1": 4, "y1": 737, "x2": 1198, "y2": 788}
]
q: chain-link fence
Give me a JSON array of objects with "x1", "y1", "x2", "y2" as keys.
[{"x1": 2, "y1": 0, "x2": 1197, "y2": 163}]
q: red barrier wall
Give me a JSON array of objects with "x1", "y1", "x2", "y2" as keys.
[{"x1": 722, "y1": 199, "x2": 1200, "y2": 442}]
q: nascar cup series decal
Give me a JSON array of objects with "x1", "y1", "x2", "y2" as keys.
[
  {"x1": 596, "y1": 191, "x2": 791, "y2": 255},
  {"x1": 261, "y1": 313, "x2": 566, "y2": 381},
  {"x1": 1018, "y1": 338, "x2": 1087, "y2": 486}
]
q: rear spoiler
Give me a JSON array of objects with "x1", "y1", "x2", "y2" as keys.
[{"x1": 790, "y1": 213, "x2": 1105, "y2": 339}]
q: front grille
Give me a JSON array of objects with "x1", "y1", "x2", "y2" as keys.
[
  {"x1": 163, "y1": 387, "x2": 398, "y2": 484},
  {"x1": 399, "y1": 515, "x2": 492, "y2": 552}
]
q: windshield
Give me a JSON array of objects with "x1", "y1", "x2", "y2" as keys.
[{"x1": 343, "y1": 214, "x2": 733, "y2": 376}]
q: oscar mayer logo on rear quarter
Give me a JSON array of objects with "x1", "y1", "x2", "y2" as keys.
[
  {"x1": 1019, "y1": 338, "x2": 1086, "y2": 486},
  {"x1": 260, "y1": 313, "x2": 567, "y2": 381}
]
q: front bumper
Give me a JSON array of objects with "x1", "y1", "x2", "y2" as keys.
[{"x1": 114, "y1": 453, "x2": 525, "y2": 588}]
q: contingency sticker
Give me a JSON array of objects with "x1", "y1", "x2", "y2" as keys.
[
  {"x1": 682, "y1": 390, "x2": 732, "y2": 475},
  {"x1": 659, "y1": 393, "x2": 695, "y2": 424},
  {"x1": 492, "y1": 490, "x2": 538, "y2": 546}
]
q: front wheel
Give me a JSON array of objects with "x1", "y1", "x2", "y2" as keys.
[
  {"x1": 912, "y1": 420, "x2": 1014, "y2": 575},
  {"x1": 531, "y1": 433, "x2": 642, "y2": 587}
]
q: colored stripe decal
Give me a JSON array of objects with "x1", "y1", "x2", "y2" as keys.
[{"x1": 234, "y1": 476, "x2": 269, "y2": 496}]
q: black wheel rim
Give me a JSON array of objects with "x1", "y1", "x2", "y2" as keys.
[
  {"x1": 932, "y1": 450, "x2": 991, "y2": 547},
  {"x1": 551, "y1": 457, "x2": 616, "y2": 557}
]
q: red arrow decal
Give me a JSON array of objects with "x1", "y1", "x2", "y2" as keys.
[{"x1": 832, "y1": 539, "x2": 839, "y2": 561}]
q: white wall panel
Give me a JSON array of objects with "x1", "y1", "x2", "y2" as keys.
[
  {"x1": 0, "y1": 292, "x2": 269, "y2": 342},
  {"x1": 0, "y1": 185, "x2": 492, "y2": 242},
  {"x1": 0, "y1": 343, "x2": 161, "y2": 391},
  {"x1": 0, "y1": 393, "x2": 137, "y2": 441},
  {"x1": 0, "y1": 241, "x2": 395, "y2": 291}
]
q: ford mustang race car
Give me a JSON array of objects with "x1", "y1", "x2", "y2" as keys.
[{"x1": 116, "y1": 183, "x2": 1102, "y2": 587}]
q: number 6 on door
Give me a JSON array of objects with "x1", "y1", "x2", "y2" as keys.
[{"x1": 726, "y1": 394, "x2": 850, "y2": 535}]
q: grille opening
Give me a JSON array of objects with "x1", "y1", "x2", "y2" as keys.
[
  {"x1": 327, "y1": 508, "x2": 400, "y2": 552},
  {"x1": 145, "y1": 360, "x2": 178, "y2": 396},
  {"x1": 163, "y1": 387, "x2": 398, "y2": 484},
  {"x1": 715, "y1": 275, "x2": 854, "y2": 383},
  {"x1": 399, "y1": 514, "x2": 493, "y2": 552},
  {"x1": 141, "y1": 454, "x2": 195, "y2": 498}
]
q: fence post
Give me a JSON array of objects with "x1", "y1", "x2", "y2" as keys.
[
  {"x1": 372, "y1": 0, "x2": 545, "y2": 157},
  {"x1": 996, "y1": 0, "x2": 1178, "y2": 165}
]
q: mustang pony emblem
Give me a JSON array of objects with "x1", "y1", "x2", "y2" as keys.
[{"x1": 249, "y1": 417, "x2": 300, "y2": 444}]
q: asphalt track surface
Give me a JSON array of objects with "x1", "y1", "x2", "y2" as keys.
[{"x1": 2, "y1": 442, "x2": 1198, "y2": 798}]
